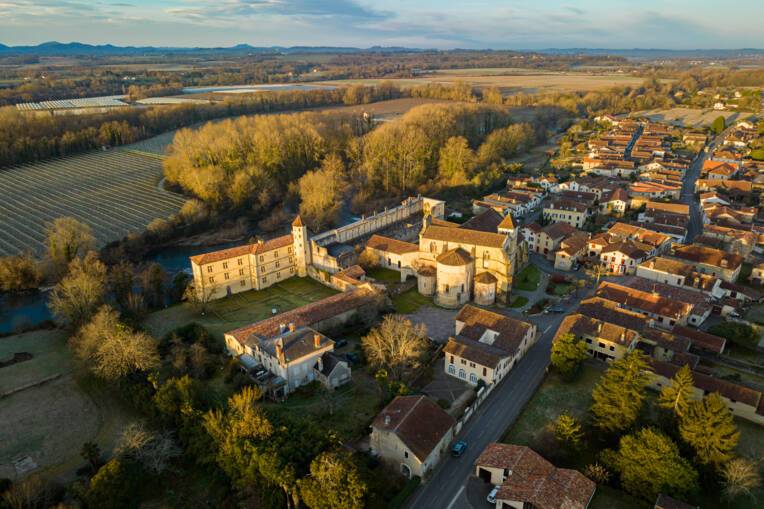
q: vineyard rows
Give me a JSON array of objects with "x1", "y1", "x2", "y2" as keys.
[{"x1": 0, "y1": 149, "x2": 186, "y2": 257}]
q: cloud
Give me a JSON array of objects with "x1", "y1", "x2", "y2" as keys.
[{"x1": 166, "y1": 0, "x2": 391, "y2": 23}]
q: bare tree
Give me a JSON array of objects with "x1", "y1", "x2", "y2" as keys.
[
  {"x1": 45, "y1": 217, "x2": 95, "y2": 273},
  {"x1": 115, "y1": 422, "x2": 181, "y2": 474},
  {"x1": 49, "y1": 251, "x2": 107, "y2": 328},
  {"x1": 362, "y1": 314, "x2": 429, "y2": 383},
  {"x1": 72, "y1": 305, "x2": 160, "y2": 381},
  {"x1": 722, "y1": 457, "x2": 761, "y2": 500}
]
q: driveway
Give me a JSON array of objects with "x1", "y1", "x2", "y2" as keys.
[{"x1": 422, "y1": 359, "x2": 473, "y2": 414}]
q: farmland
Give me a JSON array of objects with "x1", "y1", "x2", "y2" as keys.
[
  {"x1": 632, "y1": 107, "x2": 756, "y2": 127},
  {"x1": 317, "y1": 69, "x2": 648, "y2": 95},
  {"x1": 0, "y1": 148, "x2": 185, "y2": 257}
]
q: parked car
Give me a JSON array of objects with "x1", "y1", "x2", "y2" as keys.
[
  {"x1": 344, "y1": 352, "x2": 361, "y2": 364},
  {"x1": 487, "y1": 485, "x2": 501, "y2": 504},
  {"x1": 547, "y1": 305, "x2": 565, "y2": 314},
  {"x1": 334, "y1": 339, "x2": 348, "y2": 349},
  {"x1": 451, "y1": 440, "x2": 468, "y2": 457}
]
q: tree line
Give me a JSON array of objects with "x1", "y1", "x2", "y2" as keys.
[{"x1": 550, "y1": 337, "x2": 760, "y2": 505}]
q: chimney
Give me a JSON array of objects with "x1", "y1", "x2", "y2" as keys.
[
  {"x1": 597, "y1": 322, "x2": 602, "y2": 334},
  {"x1": 384, "y1": 415, "x2": 391, "y2": 426},
  {"x1": 317, "y1": 356, "x2": 323, "y2": 372},
  {"x1": 288, "y1": 322, "x2": 296, "y2": 332},
  {"x1": 275, "y1": 338, "x2": 284, "y2": 362},
  {"x1": 313, "y1": 333, "x2": 321, "y2": 348},
  {"x1": 279, "y1": 323, "x2": 286, "y2": 334}
]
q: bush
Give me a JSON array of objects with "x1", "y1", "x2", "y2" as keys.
[{"x1": 708, "y1": 321, "x2": 759, "y2": 350}]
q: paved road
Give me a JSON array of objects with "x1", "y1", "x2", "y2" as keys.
[
  {"x1": 404, "y1": 282, "x2": 594, "y2": 509},
  {"x1": 680, "y1": 128, "x2": 731, "y2": 242}
]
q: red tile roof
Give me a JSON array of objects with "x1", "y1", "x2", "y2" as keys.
[
  {"x1": 372, "y1": 395, "x2": 455, "y2": 461},
  {"x1": 366, "y1": 234, "x2": 419, "y2": 255},
  {"x1": 190, "y1": 235, "x2": 293, "y2": 265}
]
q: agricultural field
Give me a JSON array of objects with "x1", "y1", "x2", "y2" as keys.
[
  {"x1": 0, "y1": 148, "x2": 186, "y2": 257},
  {"x1": 633, "y1": 107, "x2": 756, "y2": 127},
  {"x1": 317, "y1": 70, "x2": 648, "y2": 95}
]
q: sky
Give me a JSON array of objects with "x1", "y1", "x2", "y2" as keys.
[{"x1": 0, "y1": 0, "x2": 762, "y2": 50}]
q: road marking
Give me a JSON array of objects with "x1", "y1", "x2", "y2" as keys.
[
  {"x1": 543, "y1": 325, "x2": 553, "y2": 335},
  {"x1": 446, "y1": 485, "x2": 466, "y2": 509}
]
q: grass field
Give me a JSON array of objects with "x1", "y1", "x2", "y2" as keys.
[
  {"x1": 513, "y1": 265, "x2": 542, "y2": 291},
  {"x1": 0, "y1": 148, "x2": 186, "y2": 257},
  {"x1": 365, "y1": 267, "x2": 403, "y2": 283},
  {"x1": 143, "y1": 276, "x2": 338, "y2": 339},
  {"x1": 0, "y1": 330, "x2": 134, "y2": 480},
  {"x1": 391, "y1": 288, "x2": 433, "y2": 314},
  {"x1": 633, "y1": 107, "x2": 756, "y2": 128},
  {"x1": 318, "y1": 70, "x2": 648, "y2": 95}
]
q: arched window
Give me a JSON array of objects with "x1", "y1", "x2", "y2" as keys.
[
  {"x1": 448, "y1": 364, "x2": 455, "y2": 375},
  {"x1": 469, "y1": 373, "x2": 477, "y2": 384},
  {"x1": 459, "y1": 369, "x2": 466, "y2": 379}
]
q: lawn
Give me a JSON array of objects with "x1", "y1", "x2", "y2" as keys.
[
  {"x1": 264, "y1": 370, "x2": 382, "y2": 442},
  {"x1": 513, "y1": 265, "x2": 541, "y2": 292},
  {"x1": 590, "y1": 486, "x2": 649, "y2": 509},
  {"x1": 392, "y1": 288, "x2": 433, "y2": 314},
  {"x1": 143, "y1": 276, "x2": 338, "y2": 339},
  {"x1": 501, "y1": 364, "x2": 602, "y2": 446},
  {"x1": 366, "y1": 266, "x2": 403, "y2": 283},
  {"x1": 509, "y1": 295, "x2": 529, "y2": 308},
  {"x1": 0, "y1": 329, "x2": 135, "y2": 480}
]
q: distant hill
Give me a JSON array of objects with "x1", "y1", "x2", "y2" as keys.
[
  {"x1": 0, "y1": 41, "x2": 424, "y2": 56},
  {"x1": 538, "y1": 48, "x2": 764, "y2": 59}
]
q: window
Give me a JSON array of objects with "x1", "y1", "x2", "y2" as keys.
[
  {"x1": 469, "y1": 373, "x2": 477, "y2": 384},
  {"x1": 276, "y1": 272, "x2": 281, "y2": 278},
  {"x1": 289, "y1": 257, "x2": 293, "y2": 264},
  {"x1": 288, "y1": 247, "x2": 292, "y2": 253},
  {"x1": 208, "y1": 277, "x2": 214, "y2": 283},
  {"x1": 240, "y1": 280, "x2": 246, "y2": 286},
  {"x1": 259, "y1": 255, "x2": 264, "y2": 262},
  {"x1": 273, "y1": 250, "x2": 278, "y2": 257},
  {"x1": 207, "y1": 266, "x2": 213, "y2": 273},
  {"x1": 262, "y1": 277, "x2": 267, "y2": 284},
  {"x1": 290, "y1": 267, "x2": 294, "y2": 274},
  {"x1": 239, "y1": 269, "x2": 245, "y2": 276},
  {"x1": 585, "y1": 338, "x2": 592, "y2": 344},
  {"x1": 448, "y1": 364, "x2": 455, "y2": 375},
  {"x1": 238, "y1": 258, "x2": 243, "y2": 266},
  {"x1": 222, "y1": 262, "x2": 228, "y2": 269},
  {"x1": 458, "y1": 369, "x2": 466, "y2": 379},
  {"x1": 598, "y1": 342, "x2": 605, "y2": 348},
  {"x1": 404, "y1": 451, "x2": 409, "y2": 459},
  {"x1": 469, "y1": 362, "x2": 475, "y2": 368},
  {"x1": 461, "y1": 359, "x2": 466, "y2": 365},
  {"x1": 450, "y1": 355, "x2": 454, "y2": 363},
  {"x1": 224, "y1": 273, "x2": 229, "y2": 280},
  {"x1": 483, "y1": 367, "x2": 487, "y2": 376},
  {"x1": 609, "y1": 346, "x2": 615, "y2": 351},
  {"x1": 275, "y1": 261, "x2": 280, "y2": 268}
]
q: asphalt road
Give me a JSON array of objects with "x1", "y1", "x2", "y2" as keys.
[
  {"x1": 681, "y1": 128, "x2": 729, "y2": 242},
  {"x1": 405, "y1": 274, "x2": 594, "y2": 509}
]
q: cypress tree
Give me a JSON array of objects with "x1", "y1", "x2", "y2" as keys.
[
  {"x1": 679, "y1": 393, "x2": 740, "y2": 466},
  {"x1": 590, "y1": 350, "x2": 650, "y2": 433}
]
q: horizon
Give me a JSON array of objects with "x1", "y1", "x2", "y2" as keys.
[{"x1": 1, "y1": 1, "x2": 763, "y2": 50}]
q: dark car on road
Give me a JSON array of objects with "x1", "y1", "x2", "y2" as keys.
[{"x1": 451, "y1": 440, "x2": 468, "y2": 457}]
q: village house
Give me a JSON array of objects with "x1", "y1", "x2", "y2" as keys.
[
  {"x1": 554, "y1": 233, "x2": 589, "y2": 271},
  {"x1": 594, "y1": 281, "x2": 694, "y2": 329},
  {"x1": 636, "y1": 257, "x2": 723, "y2": 298},
  {"x1": 554, "y1": 313, "x2": 640, "y2": 362},
  {"x1": 669, "y1": 244, "x2": 743, "y2": 282},
  {"x1": 521, "y1": 221, "x2": 578, "y2": 256},
  {"x1": 542, "y1": 197, "x2": 590, "y2": 229},
  {"x1": 370, "y1": 395, "x2": 456, "y2": 480},
  {"x1": 750, "y1": 262, "x2": 764, "y2": 286},
  {"x1": 587, "y1": 222, "x2": 672, "y2": 259},
  {"x1": 444, "y1": 305, "x2": 537, "y2": 386},
  {"x1": 628, "y1": 181, "x2": 682, "y2": 205},
  {"x1": 649, "y1": 360, "x2": 764, "y2": 426},
  {"x1": 475, "y1": 443, "x2": 596, "y2": 509},
  {"x1": 625, "y1": 277, "x2": 713, "y2": 327},
  {"x1": 702, "y1": 160, "x2": 740, "y2": 180},
  {"x1": 598, "y1": 240, "x2": 651, "y2": 275},
  {"x1": 695, "y1": 179, "x2": 753, "y2": 194},
  {"x1": 638, "y1": 201, "x2": 690, "y2": 225},
  {"x1": 599, "y1": 188, "x2": 629, "y2": 216}
]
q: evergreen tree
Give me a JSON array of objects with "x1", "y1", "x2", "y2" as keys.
[
  {"x1": 590, "y1": 351, "x2": 650, "y2": 433},
  {"x1": 658, "y1": 364, "x2": 694, "y2": 418},
  {"x1": 679, "y1": 393, "x2": 740, "y2": 466},
  {"x1": 554, "y1": 412, "x2": 584, "y2": 450},
  {"x1": 550, "y1": 332, "x2": 588, "y2": 379},
  {"x1": 604, "y1": 427, "x2": 698, "y2": 501}
]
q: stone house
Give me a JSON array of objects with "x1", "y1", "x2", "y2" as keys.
[{"x1": 370, "y1": 395, "x2": 455, "y2": 480}]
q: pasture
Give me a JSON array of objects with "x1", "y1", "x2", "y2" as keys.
[
  {"x1": 0, "y1": 148, "x2": 186, "y2": 257},
  {"x1": 0, "y1": 330, "x2": 133, "y2": 480}
]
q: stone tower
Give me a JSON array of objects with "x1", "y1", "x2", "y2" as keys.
[{"x1": 291, "y1": 215, "x2": 311, "y2": 277}]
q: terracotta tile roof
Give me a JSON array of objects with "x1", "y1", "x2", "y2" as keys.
[
  {"x1": 456, "y1": 304, "x2": 534, "y2": 354},
  {"x1": 476, "y1": 443, "x2": 595, "y2": 509},
  {"x1": 291, "y1": 215, "x2": 304, "y2": 227},
  {"x1": 645, "y1": 201, "x2": 690, "y2": 216},
  {"x1": 474, "y1": 271, "x2": 498, "y2": 284},
  {"x1": 437, "y1": 247, "x2": 473, "y2": 266},
  {"x1": 703, "y1": 160, "x2": 739, "y2": 173},
  {"x1": 625, "y1": 277, "x2": 711, "y2": 317},
  {"x1": 366, "y1": 234, "x2": 419, "y2": 255},
  {"x1": 460, "y1": 208, "x2": 504, "y2": 233},
  {"x1": 595, "y1": 281, "x2": 692, "y2": 320},
  {"x1": 226, "y1": 288, "x2": 379, "y2": 343},
  {"x1": 444, "y1": 336, "x2": 506, "y2": 368},
  {"x1": 577, "y1": 297, "x2": 648, "y2": 331},
  {"x1": 372, "y1": 395, "x2": 455, "y2": 461},
  {"x1": 190, "y1": 234, "x2": 293, "y2": 265},
  {"x1": 258, "y1": 326, "x2": 333, "y2": 363},
  {"x1": 603, "y1": 187, "x2": 630, "y2": 202},
  {"x1": 422, "y1": 224, "x2": 507, "y2": 248},
  {"x1": 431, "y1": 218, "x2": 460, "y2": 228},
  {"x1": 545, "y1": 198, "x2": 589, "y2": 213},
  {"x1": 554, "y1": 314, "x2": 639, "y2": 347},
  {"x1": 498, "y1": 214, "x2": 515, "y2": 230},
  {"x1": 671, "y1": 244, "x2": 743, "y2": 271},
  {"x1": 639, "y1": 257, "x2": 695, "y2": 278},
  {"x1": 651, "y1": 360, "x2": 762, "y2": 410},
  {"x1": 542, "y1": 222, "x2": 577, "y2": 241},
  {"x1": 600, "y1": 240, "x2": 650, "y2": 259},
  {"x1": 640, "y1": 328, "x2": 692, "y2": 352}
]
